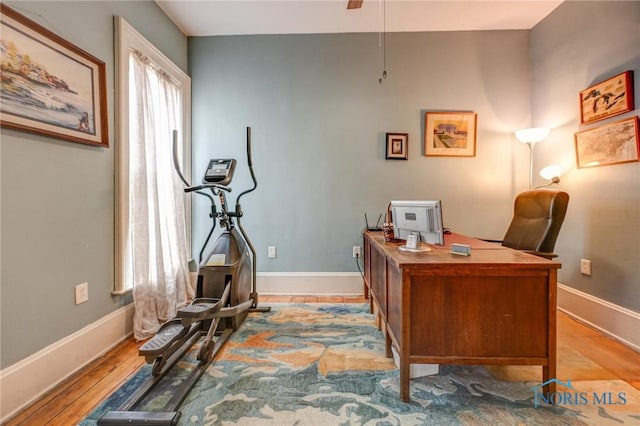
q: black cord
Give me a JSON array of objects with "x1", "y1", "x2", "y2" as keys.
[{"x1": 355, "y1": 253, "x2": 364, "y2": 278}]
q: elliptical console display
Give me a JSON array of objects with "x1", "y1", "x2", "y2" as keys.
[{"x1": 203, "y1": 158, "x2": 236, "y2": 185}]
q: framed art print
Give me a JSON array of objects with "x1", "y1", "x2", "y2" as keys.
[
  {"x1": 575, "y1": 116, "x2": 639, "y2": 168},
  {"x1": 386, "y1": 132, "x2": 408, "y2": 160},
  {"x1": 424, "y1": 112, "x2": 477, "y2": 157},
  {"x1": 579, "y1": 71, "x2": 634, "y2": 125},
  {"x1": 0, "y1": 4, "x2": 109, "y2": 147}
]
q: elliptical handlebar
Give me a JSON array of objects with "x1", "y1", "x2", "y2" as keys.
[
  {"x1": 172, "y1": 130, "x2": 191, "y2": 188},
  {"x1": 236, "y1": 127, "x2": 257, "y2": 207},
  {"x1": 172, "y1": 130, "x2": 215, "y2": 204}
]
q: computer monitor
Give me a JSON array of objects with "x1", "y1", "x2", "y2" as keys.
[{"x1": 390, "y1": 200, "x2": 444, "y2": 245}]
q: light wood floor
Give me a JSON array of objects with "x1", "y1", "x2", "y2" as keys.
[{"x1": 5, "y1": 295, "x2": 640, "y2": 426}]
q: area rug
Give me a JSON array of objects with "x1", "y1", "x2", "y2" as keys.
[{"x1": 83, "y1": 303, "x2": 640, "y2": 425}]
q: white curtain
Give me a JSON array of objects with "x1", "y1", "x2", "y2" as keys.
[{"x1": 128, "y1": 49, "x2": 193, "y2": 340}]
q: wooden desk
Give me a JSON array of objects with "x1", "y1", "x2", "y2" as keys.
[{"x1": 362, "y1": 231, "x2": 560, "y2": 401}]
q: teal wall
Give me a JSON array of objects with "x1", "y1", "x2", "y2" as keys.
[
  {"x1": 0, "y1": 1, "x2": 187, "y2": 368},
  {"x1": 188, "y1": 31, "x2": 532, "y2": 273},
  {"x1": 2, "y1": 0, "x2": 638, "y2": 372},
  {"x1": 530, "y1": 1, "x2": 640, "y2": 311}
]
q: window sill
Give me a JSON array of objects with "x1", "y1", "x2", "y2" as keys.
[{"x1": 111, "y1": 288, "x2": 133, "y2": 296}]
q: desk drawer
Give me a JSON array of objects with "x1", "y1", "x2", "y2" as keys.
[{"x1": 409, "y1": 275, "x2": 549, "y2": 358}]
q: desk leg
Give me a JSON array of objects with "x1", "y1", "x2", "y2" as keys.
[
  {"x1": 399, "y1": 357, "x2": 410, "y2": 402},
  {"x1": 543, "y1": 366, "x2": 556, "y2": 396},
  {"x1": 385, "y1": 333, "x2": 391, "y2": 358},
  {"x1": 544, "y1": 269, "x2": 558, "y2": 399}
]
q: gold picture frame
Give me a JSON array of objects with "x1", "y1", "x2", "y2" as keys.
[
  {"x1": 424, "y1": 112, "x2": 477, "y2": 157},
  {"x1": 0, "y1": 4, "x2": 109, "y2": 147},
  {"x1": 575, "y1": 116, "x2": 639, "y2": 168},
  {"x1": 579, "y1": 71, "x2": 634, "y2": 125}
]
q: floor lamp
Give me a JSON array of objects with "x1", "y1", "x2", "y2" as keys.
[{"x1": 515, "y1": 127, "x2": 550, "y2": 189}]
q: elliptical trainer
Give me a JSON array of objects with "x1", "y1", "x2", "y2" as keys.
[
  {"x1": 98, "y1": 127, "x2": 268, "y2": 426},
  {"x1": 178, "y1": 126, "x2": 270, "y2": 329}
]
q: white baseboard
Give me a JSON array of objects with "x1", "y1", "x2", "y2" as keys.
[
  {"x1": 0, "y1": 304, "x2": 135, "y2": 423},
  {"x1": 557, "y1": 283, "x2": 640, "y2": 352},
  {"x1": 257, "y1": 272, "x2": 364, "y2": 295}
]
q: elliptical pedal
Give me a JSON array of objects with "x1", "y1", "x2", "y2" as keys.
[
  {"x1": 177, "y1": 298, "x2": 222, "y2": 326},
  {"x1": 139, "y1": 319, "x2": 188, "y2": 358}
]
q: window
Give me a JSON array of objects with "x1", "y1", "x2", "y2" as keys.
[{"x1": 114, "y1": 17, "x2": 191, "y2": 296}]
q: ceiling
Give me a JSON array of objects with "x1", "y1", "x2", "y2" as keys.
[{"x1": 155, "y1": 0, "x2": 564, "y2": 37}]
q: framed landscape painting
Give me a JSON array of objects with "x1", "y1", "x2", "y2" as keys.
[
  {"x1": 424, "y1": 112, "x2": 477, "y2": 157},
  {"x1": 0, "y1": 4, "x2": 108, "y2": 147}
]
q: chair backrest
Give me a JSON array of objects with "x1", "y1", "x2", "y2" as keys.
[{"x1": 501, "y1": 189, "x2": 569, "y2": 259}]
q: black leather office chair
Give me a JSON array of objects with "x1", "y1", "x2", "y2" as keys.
[{"x1": 498, "y1": 189, "x2": 569, "y2": 259}]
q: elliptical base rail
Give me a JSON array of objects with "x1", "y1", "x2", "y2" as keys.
[{"x1": 96, "y1": 411, "x2": 181, "y2": 426}]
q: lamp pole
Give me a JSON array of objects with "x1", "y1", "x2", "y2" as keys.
[{"x1": 527, "y1": 142, "x2": 536, "y2": 190}]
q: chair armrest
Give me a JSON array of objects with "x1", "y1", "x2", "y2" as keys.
[
  {"x1": 521, "y1": 250, "x2": 558, "y2": 260},
  {"x1": 478, "y1": 238, "x2": 503, "y2": 244}
]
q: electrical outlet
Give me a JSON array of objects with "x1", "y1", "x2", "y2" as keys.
[
  {"x1": 353, "y1": 246, "x2": 362, "y2": 258},
  {"x1": 75, "y1": 282, "x2": 89, "y2": 305},
  {"x1": 580, "y1": 259, "x2": 592, "y2": 276},
  {"x1": 268, "y1": 246, "x2": 277, "y2": 258}
]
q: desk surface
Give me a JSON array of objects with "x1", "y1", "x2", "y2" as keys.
[{"x1": 367, "y1": 231, "x2": 561, "y2": 270}]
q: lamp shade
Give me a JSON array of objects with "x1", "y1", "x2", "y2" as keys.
[
  {"x1": 515, "y1": 127, "x2": 550, "y2": 144},
  {"x1": 540, "y1": 164, "x2": 562, "y2": 180}
]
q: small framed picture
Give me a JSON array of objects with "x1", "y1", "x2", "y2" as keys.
[
  {"x1": 386, "y1": 133, "x2": 408, "y2": 160},
  {"x1": 575, "y1": 116, "x2": 639, "y2": 168},
  {"x1": 579, "y1": 71, "x2": 634, "y2": 125},
  {"x1": 424, "y1": 112, "x2": 477, "y2": 157}
]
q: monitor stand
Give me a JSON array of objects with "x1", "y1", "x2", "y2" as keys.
[{"x1": 398, "y1": 245, "x2": 431, "y2": 253}]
